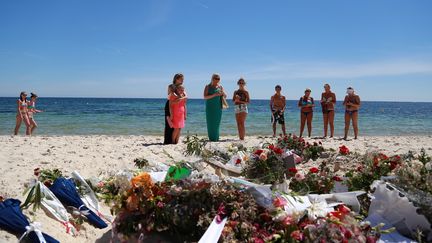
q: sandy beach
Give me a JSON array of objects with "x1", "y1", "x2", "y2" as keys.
[{"x1": 1, "y1": 135, "x2": 432, "y2": 242}]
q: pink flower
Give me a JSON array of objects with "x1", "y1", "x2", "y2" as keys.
[
  {"x1": 156, "y1": 201, "x2": 165, "y2": 208},
  {"x1": 294, "y1": 154, "x2": 303, "y2": 164},
  {"x1": 282, "y1": 216, "x2": 293, "y2": 226},
  {"x1": 273, "y1": 197, "x2": 287, "y2": 208},
  {"x1": 259, "y1": 153, "x2": 268, "y2": 161},
  {"x1": 309, "y1": 167, "x2": 319, "y2": 173},
  {"x1": 290, "y1": 230, "x2": 304, "y2": 241},
  {"x1": 216, "y1": 203, "x2": 226, "y2": 224},
  {"x1": 295, "y1": 172, "x2": 305, "y2": 181},
  {"x1": 97, "y1": 181, "x2": 105, "y2": 188}
]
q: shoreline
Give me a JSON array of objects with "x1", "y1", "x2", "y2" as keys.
[{"x1": 1, "y1": 135, "x2": 432, "y2": 242}]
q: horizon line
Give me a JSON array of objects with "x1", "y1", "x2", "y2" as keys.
[{"x1": 1, "y1": 96, "x2": 431, "y2": 103}]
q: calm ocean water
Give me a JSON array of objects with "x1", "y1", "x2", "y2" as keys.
[{"x1": 1, "y1": 97, "x2": 432, "y2": 136}]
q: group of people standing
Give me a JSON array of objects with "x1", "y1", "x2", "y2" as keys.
[
  {"x1": 163, "y1": 73, "x2": 361, "y2": 144},
  {"x1": 14, "y1": 91, "x2": 42, "y2": 136},
  {"x1": 271, "y1": 84, "x2": 361, "y2": 140}
]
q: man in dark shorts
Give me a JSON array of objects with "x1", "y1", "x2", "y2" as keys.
[{"x1": 270, "y1": 85, "x2": 287, "y2": 137}]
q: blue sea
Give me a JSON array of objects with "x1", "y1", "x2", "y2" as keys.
[{"x1": 1, "y1": 97, "x2": 432, "y2": 136}]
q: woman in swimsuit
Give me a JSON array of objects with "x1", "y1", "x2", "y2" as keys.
[
  {"x1": 27, "y1": 93, "x2": 43, "y2": 135},
  {"x1": 14, "y1": 91, "x2": 31, "y2": 135},
  {"x1": 298, "y1": 88, "x2": 315, "y2": 137},
  {"x1": 233, "y1": 78, "x2": 250, "y2": 140},
  {"x1": 164, "y1": 73, "x2": 186, "y2": 144},
  {"x1": 343, "y1": 87, "x2": 361, "y2": 140},
  {"x1": 169, "y1": 85, "x2": 187, "y2": 144},
  {"x1": 204, "y1": 74, "x2": 226, "y2": 142},
  {"x1": 321, "y1": 84, "x2": 336, "y2": 138}
]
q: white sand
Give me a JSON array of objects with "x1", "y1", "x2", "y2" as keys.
[{"x1": 1, "y1": 135, "x2": 431, "y2": 242}]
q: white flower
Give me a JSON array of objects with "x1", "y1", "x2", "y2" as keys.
[
  {"x1": 425, "y1": 162, "x2": 432, "y2": 171},
  {"x1": 306, "y1": 200, "x2": 329, "y2": 221},
  {"x1": 411, "y1": 160, "x2": 424, "y2": 171}
]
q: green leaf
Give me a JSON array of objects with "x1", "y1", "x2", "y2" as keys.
[{"x1": 21, "y1": 185, "x2": 36, "y2": 209}]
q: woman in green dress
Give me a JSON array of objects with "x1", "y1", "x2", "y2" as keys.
[{"x1": 203, "y1": 74, "x2": 226, "y2": 141}]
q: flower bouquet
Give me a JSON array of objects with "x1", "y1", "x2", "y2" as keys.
[
  {"x1": 277, "y1": 134, "x2": 324, "y2": 161},
  {"x1": 288, "y1": 162, "x2": 339, "y2": 195},
  {"x1": 242, "y1": 144, "x2": 293, "y2": 185},
  {"x1": 344, "y1": 153, "x2": 402, "y2": 192}
]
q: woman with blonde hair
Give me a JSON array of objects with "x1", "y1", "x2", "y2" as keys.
[
  {"x1": 233, "y1": 78, "x2": 250, "y2": 140},
  {"x1": 204, "y1": 74, "x2": 226, "y2": 141},
  {"x1": 343, "y1": 87, "x2": 361, "y2": 140}
]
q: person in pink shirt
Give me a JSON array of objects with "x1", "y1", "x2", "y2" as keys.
[{"x1": 169, "y1": 85, "x2": 187, "y2": 144}]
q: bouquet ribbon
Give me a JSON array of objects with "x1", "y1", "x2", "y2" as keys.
[
  {"x1": 71, "y1": 171, "x2": 113, "y2": 223},
  {"x1": 18, "y1": 222, "x2": 46, "y2": 243}
]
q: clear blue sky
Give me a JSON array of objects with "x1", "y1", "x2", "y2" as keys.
[{"x1": 1, "y1": 0, "x2": 431, "y2": 101}]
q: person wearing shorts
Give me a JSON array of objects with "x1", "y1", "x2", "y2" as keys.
[
  {"x1": 270, "y1": 85, "x2": 286, "y2": 137},
  {"x1": 233, "y1": 78, "x2": 250, "y2": 140}
]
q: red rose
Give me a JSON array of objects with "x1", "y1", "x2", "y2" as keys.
[
  {"x1": 235, "y1": 158, "x2": 242, "y2": 165},
  {"x1": 356, "y1": 165, "x2": 363, "y2": 172},
  {"x1": 254, "y1": 149, "x2": 264, "y2": 156},
  {"x1": 339, "y1": 145, "x2": 350, "y2": 155},
  {"x1": 274, "y1": 148, "x2": 284, "y2": 154},
  {"x1": 268, "y1": 144, "x2": 275, "y2": 150},
  {"x1": 44, "y1": 179, "x2": 53, "y2": 188},
  {"x1": 373, "y1": 157, "x2": 380, "y2": 167},
  {"x1": 337, "y1": 205, "x2": 351, "y2": 214},
  {"x1": 309, "y1": 167, "x2": 319, "y2": 173},
  {"x1": 333, "y1": 176, "x2": 343, "y2": 182},
  {"x1": 344, "y1": 230, "x2": 353, "y2": 239},
  {"x1": 288, "y1": 168, "x2": 298, "y2": 174},
  {"x1": 33, "y1": 168, "x2": 41, "y2": 177},
  {"x1": 366, "y1": 236, "x2": 378, "y2": 243}
]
